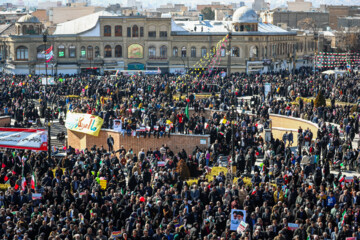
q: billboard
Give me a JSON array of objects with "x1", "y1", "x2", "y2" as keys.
[
  {"x1": 128, "y1": 44, "x2": 143, "y2": 59},
  {"x1": 65, "y1": 112, "x2": 104, "y2": 136},
  {"x1": 0, "y1": 128, "x2": 48, "y2": 151}
]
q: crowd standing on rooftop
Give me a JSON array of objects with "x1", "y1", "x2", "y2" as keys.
[{"x1": 0, "y1": 68, "x2": 360, "y2": 240}]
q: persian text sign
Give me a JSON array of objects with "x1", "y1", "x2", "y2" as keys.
[
  {"x1": 0, "y1": 128, "x2": 48, "y2": 151},
  {"x1": 65, "y1": 112, "x2": 104, "y2": 136}
]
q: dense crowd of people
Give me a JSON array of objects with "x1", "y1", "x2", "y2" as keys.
[{"x1": 0, "y1": 69, "x2": 360, "y2": 240}]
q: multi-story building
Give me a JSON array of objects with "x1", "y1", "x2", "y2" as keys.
[
  {"x1": 260, "y1": 11, "x2": 329, "y2": 30},
  {"x1": 0, "y1": 6, "x2": 316, "y2": 75}
]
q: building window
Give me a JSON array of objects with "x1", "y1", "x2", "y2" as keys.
[
  {"x1": 104, "y1": 25, "x2": 111, "y2": 37},
  {"x1": 201, "y1": 47, "x2": 207, "y2": 57},
  {"x1": 16, "y1": 46, "x2": 28, "y2": 60},
  {"x1": 140, "y1": 27, "x2": 144, "y2": 37},
  {"x1": 69, "y1": 46, "x2": 76, "y2": 58},
  {"x1": 211, "y1": 46, "x2": 216, "y2": 56},
  {"x1": 115, "y1": 25, "x2": 122, "y2": 37},
  {"x1": 80, "y1": 46, "x2": 86, "y2": 58},
  {"x1": 160, "y1": 31, "x2": 167, "y2": 37},
  {"x1": 181, "y1": 47, "x2": 186, "y2": 57},
  {"x1": 37, "y1": 45, "x2": 47, "y2": 59},
  {"x1": 173, "y1": 47, "x2": 178, "y2": 57},
  {"x1": 58, "y1": 45, "x2": 65, "y2": 58},
  {"x1": 95, "y1": 46, "x2": 100, "y2": 58},
  {"x1": 160, "y1": 45, "x2": 167, "y2": 58},
  {"x1": 250, "y1": 46, "x2": 258, "y2": 58},
  {"x1": 148, "y1": 46, "x2": 156, "y2": 58},
  {"x1": 148, "y1": 31, "x2": 156, "y2": 37},
  {"x1": 127, "y1": 27, "x2": 131, "y2": 37},
  {"x1": 132, "y1": 25, "x2": 138, "y2": 37},
  {"x1": 115, "y1": 45, "x2": 122, "y2": 58},
  {"x1": 105, "y1": 45, "x2": 112, "y2": 58},
  {"x1": 231, "y1": 47, "x2": 240, "y2": 57},
  {"x1": 87, "y1": 46, "x2": 93, "y2": 59},
  {"x1": 191, "y1": 47, "x2": 196, "y2": 57},
  {"x1": 264, "y1": 46, "x2": 267, "y2": 58},
  {"x1": 220, "y1": 47, "x2": 226, "y2": 57},
  {"x1": 22, "y1": 25, "x2": 27, "y2": 35}
]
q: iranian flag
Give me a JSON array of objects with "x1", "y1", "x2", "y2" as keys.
[
  {"x1": 341, "y1": 210, "x2": 346, "y2": 226},
  {"x1": 30, "y1": 173, "x2": 36, "y2": 190},
  {"x1": 21, "y1": 177, "x2": 27, "y2": 190},
  {"x1": 339, "y1": 175, "x2": 345, "y2": 183}
]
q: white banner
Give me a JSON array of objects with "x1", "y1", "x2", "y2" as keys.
[
  {"x1": 41, "y1": 77, "x2": 56, "y2": 85},
  {"x1": 0, "y1": 128, "x2": 48, "y2": 151}
]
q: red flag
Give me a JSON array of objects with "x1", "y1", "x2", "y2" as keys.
[
  {"x1": 14, "y1": 184, "x2": 19, "y2": 190},
  {"x1": 1, "y1": 163, "x2": 5, "y2": 168},
  {"x1": 4, "y1": 176, "x2": 8, "y2": 182}
]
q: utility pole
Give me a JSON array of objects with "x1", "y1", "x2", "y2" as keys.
[
  {"x1": 43, "y1": 30, "x2": 51, "y2": 161},
  {"x1": 231, "y1": 105, "x2": 236, "y2": 177},
  {"x1": 227, "y1": 32, "x2": 232, "y2": 75}
]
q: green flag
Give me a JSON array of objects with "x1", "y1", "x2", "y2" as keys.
[{"x1": 185, "y1": 104, "x2": 189, "y2": 119}]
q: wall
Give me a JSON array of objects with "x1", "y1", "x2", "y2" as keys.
[
  {"x1": 0, "y1": 116, "x2": 11, "y2": 127},
  {"x1": 269, "y1": 114, "x2": 318, "y2": 139},
  {"x1": 68, "y1": 129, "x2": 210, "y2": 154}
]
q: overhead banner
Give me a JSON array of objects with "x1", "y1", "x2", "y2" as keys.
[
  {"x1": 65, "y1": 112, "x2": 104, "y2": 136},
  {"x1": 0, "y1": 128, "x2": 48, "y2": 151}
]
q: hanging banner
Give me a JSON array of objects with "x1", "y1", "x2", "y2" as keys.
[
  {"x1": 65, "y1": 112, "x2": 104, "y2": 136},
  {"x1": 0, "y1": 128, "x2": 48, "y2": 151},
  {"x1": 41, "y1": 77, "x2": 56, "y2": 85}
]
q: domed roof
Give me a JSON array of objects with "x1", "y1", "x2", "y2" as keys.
[
  {"x1": 17, "y1": 14, "x2": 40, "y2": 23},
  {"x1": 232, "y1": 6, "x2": 258, "y2": 23}
]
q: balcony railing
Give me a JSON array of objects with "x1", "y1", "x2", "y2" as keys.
[{"x1": 148, "y1": 56, "x2": 168, "y2": 60}]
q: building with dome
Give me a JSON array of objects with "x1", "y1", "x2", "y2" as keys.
[{"x1": 0, "y1": 7, "x2": 316, "y2": 74}]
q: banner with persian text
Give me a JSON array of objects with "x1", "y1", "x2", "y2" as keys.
[
  {"x1": 0, "y1": 128, "x2": 48, "y2": 151},
  {"x1": 65, "y1": 112, "x2": 104, "y2": 136}
]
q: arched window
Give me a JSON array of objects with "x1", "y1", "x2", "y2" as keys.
[
  {"x1": 16, "y1": 46, "x2": 28, "y2": 60},
  {"x1": 201, "y1": 47, "x2": 207, "y2": 57},
  {"x1": 181, "y1": 47, "x2": 186, "y2": 57},
  {"x1": 191, "y1": 47, "x2": 196, "y2": 58},
  {"x1": 115, "y1": 45, "x2": 122, "y2": 58},
  {"x1": 17, "y1": 26, "x2": 20, "y2": 34},
  {"x1": 250, "y1": 46, "x2": 258, "y2": 58},
  {"x1": 132, "y1": 25, "x2": 138, "y2": 37},
  {"x1": 173, "y1": 47, "x2": 178, "y2": 57},
  {"x1": 95, "y1": 46, "x2": 100, "y2": 58},
  {"x1": 69, "y1": 46, "x2": 76, "y2": 58},
  {"x1": 37, "y1": 45, "x2": 47, "y2": 59},
  {"x1": 115, "y1": 25, "x2": 122, "y2": 37},
  {"x1": 58, "y1": 45, "x2": 65, "y2": 58},
  {"x1": 148, "y1": 46, "x2": 156, "y2": 58},
  {"x1": 160, "y1": 46, "x2": 167, "y2": 58},
  {"x1": 104, "y1": 45, "x2": 112, "y2": 58},
  {"x1": 220, "y1": 47, "x2": 226, "y2": 57},
  {"x1": 211, "y1": 46, "x2": 216, "y2": 56},
  {"x1": 231, "y1": 47, "x2": 240, "y2": 57},
  {"x1": 87, "y1": 46, "x2": 93, "y2": 59},
  {"x1": 22, "y1": 25, "x2": 27, "y2": 35},
  {"x1": 104, "y1": 25, "x2": 111, "y2": 37},
  {"x1": 28, "y1": 25, "x2": 34, "y2": 34},
  {"x1": 80, "y1": 46, "x2": 86, "y2": 58}
]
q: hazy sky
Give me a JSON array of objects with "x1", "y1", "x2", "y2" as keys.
[{"x1": 35, "y1": 0, "x2": 360, "y2": 9}]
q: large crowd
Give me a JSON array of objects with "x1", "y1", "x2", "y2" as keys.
[{"x1": 0, "y1": 69, "x2": 360, "y2": 240}]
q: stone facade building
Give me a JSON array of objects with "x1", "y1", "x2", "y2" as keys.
[{"x1": 0, "y1": 7, "x2": 316, "y2": 75}]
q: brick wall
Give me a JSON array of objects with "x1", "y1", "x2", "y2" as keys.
[
  {"x1": 68, "y1": 129, "x2": 210, "y2": 154},
  {"x1": 0, "y1": 116, "x2": 11, "y2": 127}
]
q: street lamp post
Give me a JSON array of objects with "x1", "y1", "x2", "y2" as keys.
[
  {"x1": 43, "y1": 30, "x2": 51, "y2": 161},
  {"x1": 227, "y1": 32, "x2": 232, "y2": 75},
  {"x1": 230, "y1": 105, "x2": 236, "y2": 177}
]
